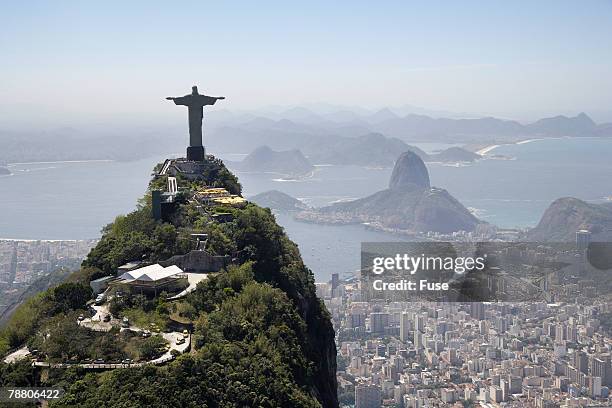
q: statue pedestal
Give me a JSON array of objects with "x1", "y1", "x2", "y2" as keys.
[{"x1": 187, "y1": 146, "x2": 205, "y2": 161}]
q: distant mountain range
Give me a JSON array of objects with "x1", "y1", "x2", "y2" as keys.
[
  {"x1": 2, "y1": 109, "x2": 609, "y2": 164},
  {"x1": 300, "y1": 133, "x2": 417, "y2": 166},
  {"x1": 227, "y1": 134, "x2": 481, "y2": 171},
  {"x1": 208, "y1": 110, "x2": 611, "y2": 155},
  {"x1": 300, "y1": 133, "x2": 481, "y2": 166}
]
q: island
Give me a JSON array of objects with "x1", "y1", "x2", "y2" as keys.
[
  {"x1": 249, "y1": 190, "x2": 309, "y2": 212},
  {"x1": 230, "y1": 145, "x2": 314, "y2": 177}
]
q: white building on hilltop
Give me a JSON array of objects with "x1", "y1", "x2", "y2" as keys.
[{"x1": 117, "y1": 264, "x2": 187, "y2": 296}]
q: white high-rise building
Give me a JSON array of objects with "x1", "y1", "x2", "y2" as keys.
[
  {"x1": 414, "y1": 313, "x2": 426, "y2": 332},
  {"x1": 414, "y1": 330, "x2": 424, "y2": 349},
  {"x1": 590, "y1": 376, "x2": 602, "y2": 398},
  {"x1": 576, "y1": 229, "x2": 591, "y2": 251},
  {"x1": 400, "y1": 312, "x2": 411, "y2": 342}
]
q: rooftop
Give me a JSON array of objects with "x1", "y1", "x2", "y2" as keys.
[{"x1": 118, "y1": 264, "x2": 183, "y2": 283}]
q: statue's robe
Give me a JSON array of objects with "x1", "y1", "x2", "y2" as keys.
[{"x1": 171, "y1": 94, "x2": 220, "y2": 147}]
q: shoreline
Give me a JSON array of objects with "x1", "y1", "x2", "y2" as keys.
[
  {"x1": 476, "y1": 144, "x2": 501, "y2": 155},
  {"x1": 5, "y1": 153, "x2": 183, "y2": 167},
  {"x1": 475, "y1": 136, "x2": 591, "y2": 156},
  {"x1": 7, "y1": 159, "x2": 115, "y2": 166},
  {"x1": 476, "y1": 138, "x2": 543, "y2": 155}
]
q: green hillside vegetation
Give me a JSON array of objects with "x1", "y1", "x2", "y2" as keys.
[
  {"x1": 0, "y1": 282, "x2": 92, "y2": 354},
  {"x1": 0, "y1": 266, "x2": 74, "y2": 325},
  {"x1": 0, "y1": 155, "x2": 337, "y2": 408},
  {"x1": 28, "y1": 314, "x2": 168, "y2": 363}
]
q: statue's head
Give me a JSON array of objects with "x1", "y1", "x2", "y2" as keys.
[{"x1": 191, "y1": 86, "x2": 198, "y2": 95}]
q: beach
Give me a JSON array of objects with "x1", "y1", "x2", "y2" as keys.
[{"x1": 476, "y1": 137, "x2": 565, "y2": 156}]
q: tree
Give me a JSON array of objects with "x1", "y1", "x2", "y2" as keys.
[
  {"x1": 204, "y1": 223, "x2": 236, "y2": 256},
  {"x1": 2, "y1": 156, "x2": 337, "y2": 408},
  {"x1": 52, "y1": 282, "x2": 92, "y2": 313},
  {"x1": 33, "y1": 314, "x2": 91, "y2": 363},
  {"x1": 139, "y1": 336, "x2": 166, "y2": 361}
]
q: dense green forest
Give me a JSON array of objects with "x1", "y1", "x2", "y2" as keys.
[{"x1": 0, "y1": 156, "x2": 337, "y2": 407}]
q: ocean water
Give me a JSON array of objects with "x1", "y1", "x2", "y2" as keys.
[
  {"x1": 431, "y1": 137, "x2": 612, "y2": 227},
  {"x1": 235, "y1": 137, "x2": 612, "y2": 229},
  {"x1": 0, "y1": 156, "x2": 172, "y2": 240},
  {"x1": 1, "y1": 137, "x2": 611, "y2": 280}
]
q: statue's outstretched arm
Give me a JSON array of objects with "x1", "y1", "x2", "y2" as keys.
[
  {"x1": 167, "y1": 96, "x2": 190, "y2": 105},
  {"x1": 209, "y1": 96, "x2": 225, "y2": 105}
]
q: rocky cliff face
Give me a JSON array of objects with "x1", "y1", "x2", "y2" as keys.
[
  {"x1": 388, "y1": 150, "x2": 431, "y2": 190},
  {"x1": 321, "y1": 187, "x2": 481, "y2": 233},
  {"x1": 303, "y1": 150, "x2": 481, "y2": 233},
  {"x1": 528, "y1": 197, "x2": 612, "y2": 241}
]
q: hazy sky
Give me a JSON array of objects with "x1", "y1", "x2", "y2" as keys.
[{"x1": 2, "y1": 1, "x2": 612, "y2": 124}]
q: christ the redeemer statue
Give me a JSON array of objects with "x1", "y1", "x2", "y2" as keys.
[{"x1": 166, "y1": 86, "x2": 224, "y2": 161}]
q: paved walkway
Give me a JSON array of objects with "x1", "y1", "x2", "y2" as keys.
[
  {"x1": 168, "y1": 273, "x2": 209, "y2": 300},
  {"x1": 79, "y1": 303, "x2": 113, "y2": 331},
  {"x1": 151, "y1": 332, "x2": 190, "y2": 363},
  {"x1": 31, "y1": 334, "x2": 190, "y2": 370},
  {"x1": 4, "y1": 294, "x2": 192, "y2": 368}
]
